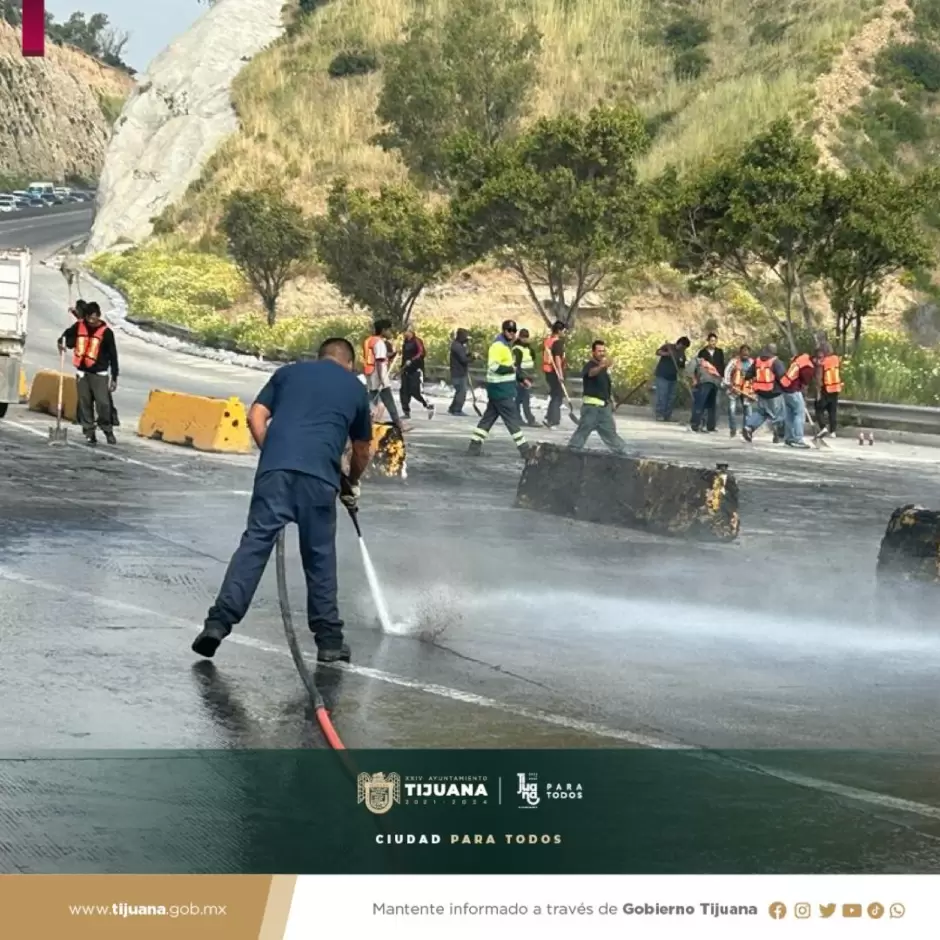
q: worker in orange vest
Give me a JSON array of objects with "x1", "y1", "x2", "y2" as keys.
[
  {"x1": 58, "y1": 302, "x2": 119, "y2": 446},
  {"x1": 779, "y1": 349, "x2": 816, "y2": 448},
  {"x1": 741, "y1": 343, "x2": 786, "y2": 443},
  {"x1": 723, "y1": 344, "x2": 754, "y2": 439},
  {"x1": 814, "y1": 341, "x2": 843, "y2": 439},
  {"x1": 541, "y1": 320, "x2": 568, "y2": 428},
  {"x1": 362, "y1": 319, "x2": 402, "y2": 430}
]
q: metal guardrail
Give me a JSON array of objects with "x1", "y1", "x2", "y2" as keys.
[{"x1": 838, "y1": 400, "x2": 940, "y2": 434}]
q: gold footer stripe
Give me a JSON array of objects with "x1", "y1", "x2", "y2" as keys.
[{"x1": 0, "y1": 875, "x2": 291, "y2": 939}]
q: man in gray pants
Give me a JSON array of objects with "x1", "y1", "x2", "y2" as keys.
[
  {"x1": 59, "y1": 302, "x2": 119, "y2": 446},
  {"x1": 567, "y1": 340, "x2": 628, "y2": 455}
]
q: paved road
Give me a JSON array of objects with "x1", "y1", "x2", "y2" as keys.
[{"x1": 4, "y1": 211, "x2": 940, "y2": 870}]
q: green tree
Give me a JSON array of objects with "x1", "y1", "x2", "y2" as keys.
[
  {"x1": 662, "y1": 119, "x2": 825, "y2": 352},
  {"x1": 314, "y1": 179, "x2": 456, "y2": 330},
  {"x1": 220, "y1": 189, "x2": 314, "y2": 326},
  {"x1": 375, "y1": 0, "x2": 541, "y2": 187},
  {"x1": 448, "y1": 105, "x2": 661, "y2": 328},
  {"x1": 811, "y1": 168, "x2": 937, "y2": 353}
]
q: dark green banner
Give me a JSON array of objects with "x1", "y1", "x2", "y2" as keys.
[{"x1": 1, "y1": 750, "x2": 939, "y2": 873}]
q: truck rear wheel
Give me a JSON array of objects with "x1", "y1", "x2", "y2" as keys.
[{"x1": 0, "y1": 402, "x2": 7, "y2": 419}]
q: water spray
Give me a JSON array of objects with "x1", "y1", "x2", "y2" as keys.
[{"x1": 347, "y1": 507, "x2": 396, "y2": 634}]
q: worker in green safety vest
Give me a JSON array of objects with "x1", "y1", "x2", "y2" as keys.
[
  {"x1": 512, "y1": 328, "x2": 539, "y2": 427},
  {"x1": 467, "y1": 320, "x2": 532, "y2": 459}
]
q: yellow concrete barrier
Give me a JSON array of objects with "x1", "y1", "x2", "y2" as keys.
[
  {"x1": 137, "y1": 390, "x2": 252, "y2": 454},
  {"x1": 27, "y1": 370, "x2": 78, "y2": 422},
  {"x1": 18, "y1": 368, "x2": 27, "y2": 403}
]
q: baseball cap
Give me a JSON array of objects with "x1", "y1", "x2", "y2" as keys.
[{"x1": 502, "y1": 319, "x2": 518, "y2": 333}]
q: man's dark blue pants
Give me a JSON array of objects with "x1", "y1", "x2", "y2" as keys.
[{"x1": 206, "y1": 470, "x2": 344, "y2": 650}]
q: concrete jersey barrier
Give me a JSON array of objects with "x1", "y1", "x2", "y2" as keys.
[
  {"x1": 516, "y1": 443, "x2": 740, "y2": 542},
  {"x1": 137, "y1": 390, "x2": 252, "y2": 454},
  {"x1": 27, "y1": 370, "x2": 78, "y2": 422}
]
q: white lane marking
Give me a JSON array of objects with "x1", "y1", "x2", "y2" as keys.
[
  {"x1": 4, "y1": 565, "x2": 940, "y2": 823},
  {"x1": 2, "y1": 418, "x2": 191, "y2": 478}
]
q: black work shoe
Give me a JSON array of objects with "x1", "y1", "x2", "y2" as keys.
[
  {"x1": 317, "y1": 644, "x2": 351, "y2": 664},
  {"x1": 105, "y1": 432, "x2": 117, "y2": 445},
  {"x1": 192, "y1": 620, "x2": 230, "y2": 658},
  {"x1": 85, "y1": 434, "x2": 98, "y2": 447},
  {"x1": 741, "y1": 427, "x2": 753, "y2": 443},
  {"x1": 467, "y1": 440, "x2": 483, "y2": 456}
]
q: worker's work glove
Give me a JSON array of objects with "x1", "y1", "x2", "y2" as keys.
[
  {"x1": 339, "y1": 476, "x2": 360, "y2": 511},
  {"x1": 109, "y1": 378, "x2": 118, "y2": 393}
]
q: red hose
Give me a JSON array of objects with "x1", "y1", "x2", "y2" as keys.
[{"x1": 315, "y1": 706, "x2": 346, "y2": 750}]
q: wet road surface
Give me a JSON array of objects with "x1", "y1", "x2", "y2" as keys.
[{"x1": 5, "y1": 211, "x2": 940, "y2": 870}]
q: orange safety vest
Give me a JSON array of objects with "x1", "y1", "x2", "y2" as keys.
[
  {"x1": 73, "y1": 321, "x2": 107, "y2": 370},
  {"x1": 729, "y1": 359, "x2": 755, "y2": 398},
  {"x1": 362, "y1": 335, "x2": 380, "y2": 376},
  {"x1": 821, "y1": 354, "x2": 843, "y2": 394},
  {"x1": 542, "y1": 335, "x2": 565, "y2": 374},
  {"x1": 752, "y1": 356, "x2": 778, "y2": 393},
  {"x1": 780, "y1": 353, "x2": 814, "y2": 390}
]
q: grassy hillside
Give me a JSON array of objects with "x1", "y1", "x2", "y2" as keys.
[
  {"x1": 90, "y1": 0, "x2": 940, "y2": 406},
  {"x1": 159, "y1": 0, "x2": 885, "y2": 246}
]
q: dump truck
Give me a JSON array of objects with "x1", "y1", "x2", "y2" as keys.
[{"x1": 0, "y1": 248, "x2": 30, "y2": 419}]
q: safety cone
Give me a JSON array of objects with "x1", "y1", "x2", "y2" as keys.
[
  {"x1": 858, "y1": 431, "x2": 864, "y2": 446},
  {"x1": 868, "y1": 432, "x2": 875, "y2": 446}
]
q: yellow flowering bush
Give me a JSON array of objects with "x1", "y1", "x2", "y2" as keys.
[
  {"x1": 842, "y1": 329, "x2": 940, "y2": 405},
  {"x1": 88, "y1": 249, "x2": 245, "y2": 327}
]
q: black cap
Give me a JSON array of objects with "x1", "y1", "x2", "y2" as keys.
[{"x1": 502, "y1": 319, "x2": 518, "y2": 333}]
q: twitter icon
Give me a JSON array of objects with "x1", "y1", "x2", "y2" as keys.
[{"x1": 819, "y1": 904, "x2": 836, "y2": 918}]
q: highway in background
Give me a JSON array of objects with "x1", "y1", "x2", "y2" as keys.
[
  {"x1": 1, "y1": 207, "x2": 268, "y2": 423},
  {"x1": 3, "y1": 210, "x2": 940, "y2": 871}
]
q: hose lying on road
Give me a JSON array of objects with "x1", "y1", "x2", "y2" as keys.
[{"x1": 275, "y1": 529, "x2": 346, "y2": 751}]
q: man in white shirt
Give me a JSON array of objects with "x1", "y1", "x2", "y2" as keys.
[{"x1": 363, "y1": 319, "x2": 403, "y2": 430}]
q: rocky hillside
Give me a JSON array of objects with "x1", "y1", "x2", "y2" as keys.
[{"x1": 0, "y1": 21, "x2": 133, "y2": 184}]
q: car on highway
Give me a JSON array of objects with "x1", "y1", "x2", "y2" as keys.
[
  {"x1": 0, "y1": 195, "x2": 16, "y2": 213},
  {"x1": 12, "y1": 192, "x2": 44, "y2": 208}
]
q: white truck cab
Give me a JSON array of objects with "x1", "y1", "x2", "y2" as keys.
[
  {"x1": 0, "y1": 248, "x2": 30, "y2": 419},
  {"x1": 28, "y1": 182, "x2": 55, "y2": 197}
]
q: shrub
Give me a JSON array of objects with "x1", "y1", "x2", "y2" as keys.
[
  {"x1": 327, "y1": 49, "x2": 379, "y2": 79},
  {"x1": 879, "y1": 41, "x2": 940, "y2": 92},
  {"x1": 673, "y1": 48, "x2": 710, "y2": 81},
  {"x1": 663, "y1": 14, "x2": 710, "y2": 52}
]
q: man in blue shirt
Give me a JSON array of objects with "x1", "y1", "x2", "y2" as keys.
[{"x1": 192, "y1": 338, "x2": 373, "y2": 663}]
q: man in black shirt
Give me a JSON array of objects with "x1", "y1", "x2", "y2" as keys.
[
  {"x1": 58, "y1": 302, "x2": 119, "y2": 446},
  {"x1": 448, "y1": 328, "x2": 471, "y2": 416},
  {"x1": 399, "y1": 327, "x2": 434, "y2": 420},
  {"x1": 693, "y1": 332, "x2": 725, "y2": 432},
  {"x1": 567, "y1": 340, "x2": 628, "y2": 454},
  {"x1": 653, "y1": 336, "x2": 690, "y2": 421}
]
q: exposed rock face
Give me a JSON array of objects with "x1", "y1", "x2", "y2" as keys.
[
  {"x1": 86, "y1": 0, "x2": 285, "y2": 254},
  {"x1": 0, "y1": 21, "x2": 133, "y2": 182}
]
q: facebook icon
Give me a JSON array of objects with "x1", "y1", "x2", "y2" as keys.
[{"x1": 768, "y1": 902, "x2": 787, "y2": 920}]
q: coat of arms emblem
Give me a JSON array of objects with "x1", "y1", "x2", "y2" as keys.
[{"x1": 357, "y1": 772, "x2": 402, "y2": 815}]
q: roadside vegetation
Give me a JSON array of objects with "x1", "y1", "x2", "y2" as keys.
[{"x1": 90, "y1": 0, "x2": 940, "y2": 406}]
